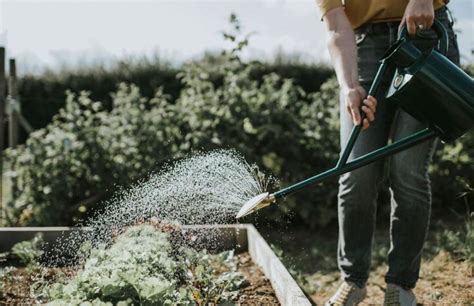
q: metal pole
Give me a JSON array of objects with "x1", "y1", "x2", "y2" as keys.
[
  {"x1": 8, "y1": 59, "x2": 19, "y2": 148},
  {"x1": 0, "y1": 48, "x2": 5, "y2": 225},
  {"x1": 335, "y1": 60, "x2": 388, "y2": 168},
  {"x1": 274, "y1": 128, "x2": 436, "y2": 199}
]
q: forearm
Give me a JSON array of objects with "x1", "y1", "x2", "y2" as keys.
[
  {"x1": 327, "y1": 26, "x2": 359, "y2": 92},
  {"x1": 320, "y1": 6, "x2": 376, "y2": 128}
]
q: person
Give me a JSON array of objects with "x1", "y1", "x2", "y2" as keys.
[{"x1": 315, "y1": 0, "x2": 460, "y2": 305}]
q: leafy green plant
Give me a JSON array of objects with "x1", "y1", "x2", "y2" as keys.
[
  {"x1": 4, "y1": 85, "x2": 181, "y2": 225},
  {"x1": 11, "y1": 233, "x2": 44, "y2": 267},
  {"x1": 45, "y1": 225, "x2": 244, "y2": 305}
]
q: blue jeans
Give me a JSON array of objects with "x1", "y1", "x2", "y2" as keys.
[{"x1": 337, "y1": 6, "x2": 460, "y2": 289}]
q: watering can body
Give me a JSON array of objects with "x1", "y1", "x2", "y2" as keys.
[{"x1": 383, "y1": 23, "x2": 474, "y2": 142}]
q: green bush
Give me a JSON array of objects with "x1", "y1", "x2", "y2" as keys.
[
  {"x1": 4, "y1": 85, "x2": 182, "y2": 225},
  {"x1": 17, "y1": 57, "x2": 181, "y2": 143},
  {"x1": 16, "y1": 55, "x2": 332, "y2": 145}
]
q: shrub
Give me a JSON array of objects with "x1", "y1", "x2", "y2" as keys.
[
  {"x1": 17, "y1": 57, "x2": 181, "y2": 142},
  {"x1": 4, "y1": 85, "x2": 181, "y2": 225},
  {"x1": 17, "y1": 54, "x2": 332, "y2": 143}
]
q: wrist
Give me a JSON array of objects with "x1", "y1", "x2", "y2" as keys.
[{"x1": 341, "y1": 83, "x2": 362, "y2": 93}]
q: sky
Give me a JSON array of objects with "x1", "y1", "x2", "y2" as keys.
[{"x1": 0, "y1": 0, "x2": 473, "y2": 74}]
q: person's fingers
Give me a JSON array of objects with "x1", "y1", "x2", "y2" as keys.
[
  {"x1": 421, "y1": 11, "x2": 434, "y2": 29},
  {"x1": 362, "y1": 118, "x2": 369, "y2": 130},
  {"x1": 367, "y1": 95, "x2": 377, "y2": 105},
  {"x1": 406, "y1": 15, "x2": 417, "y2": 37},
  {"x1": 362, "y1": 105, "x2": 375, "y2": 122},
  {"x1": 363, "y1": 98, "x2": 376, "y2": 114},
  {"x1": 426, "y1": 16, "x2": 434, "y2": 28},
  {"x1": 367, "y1": 95, "x2": 377, "y2": 110}
]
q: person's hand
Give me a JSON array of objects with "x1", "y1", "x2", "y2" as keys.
[
  {"x1": 343, "y1": 85, "x2": 377, "y2": 130},
  {"x1": 399, "y1": 0, "x2": 435, "y2": 37}
]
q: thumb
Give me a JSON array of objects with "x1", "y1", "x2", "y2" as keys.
[{"x1": 350, "y1": 106, "x2": 361, "y2": 126}]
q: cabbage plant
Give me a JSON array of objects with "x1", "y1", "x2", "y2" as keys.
[{"x1": 46, "y1": 225, "x2": 244, "y2": 305}]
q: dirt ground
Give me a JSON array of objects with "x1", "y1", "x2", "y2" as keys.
[
  {"x1": 1, "y1": 267, "x2": 40, "y2": 305},
  {"x1": 309, "y1": 251, "x2": 473, "y2": 305},
  {"x1": 262, "y1": 218, "x2": 473, "y2": 305},
  {"x1": 0, "y1": 267, "x2": 75, "y2": 305},
  {"x1": 237, "y1": 252, "x2": 280, "y2": 304}
]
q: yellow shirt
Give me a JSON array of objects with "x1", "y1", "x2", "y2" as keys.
[{"x1": 317, "y1": 0, "x2": 448, "y2": 29}]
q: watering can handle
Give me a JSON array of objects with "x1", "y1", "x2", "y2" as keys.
[
  {"x1": 335, "y1": 60, "x2": 390, "y2": 168},
  {"x1": 398, "y1": 19, "x2": 449, "y2": 55}
]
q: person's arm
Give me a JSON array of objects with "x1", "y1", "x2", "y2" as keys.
[
  {"x1": 321, "y1": 6, "x2": 376, "y2": 129},
  {"x1": 400, "y1": 0, "x2": 435, "y2": 36}
]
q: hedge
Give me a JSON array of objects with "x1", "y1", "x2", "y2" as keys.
[{"x1": 16, "y1": 57, "x2": 333, "y2": 144}]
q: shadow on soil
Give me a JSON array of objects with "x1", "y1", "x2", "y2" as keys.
[
  {"x1": 260, "y1": 214, "x2": 472, "y2": 275},
  {"x1": 258, "y1": 212, "x2": 473, "y2": 304}
]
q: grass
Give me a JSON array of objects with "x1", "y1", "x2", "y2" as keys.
[{"x1": 262, "y1": 214, "x2": 473, "y2": 305}]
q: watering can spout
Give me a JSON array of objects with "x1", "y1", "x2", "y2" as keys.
[{"x1": 236, "y1": 192, "x2": 276, "y2": 219}]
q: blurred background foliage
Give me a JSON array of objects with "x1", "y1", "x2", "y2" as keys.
[{"x1": 2, "y1": 14, "x2": 473, "y2": 227}]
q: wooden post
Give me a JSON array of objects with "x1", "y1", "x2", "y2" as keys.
[
  {"x1": 0, "y1": 48, "x2": 5, "y2": 225},
  {"x1": 8, "y1": 59, "x2": 19, "y2": 149}
]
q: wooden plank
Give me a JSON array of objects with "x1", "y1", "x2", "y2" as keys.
[
  {"x1": 7, "y1": 58, "x2": 18, "y2": 148},
  {"x1": 0, "y1": 227, "x2": 84, "y2": 252},
  {"x1": 0, "y1": 48, "x2": 5, "y2": 226},
  {"x1": 247, "y1": 225, "x2": 311, "y2": 306}
]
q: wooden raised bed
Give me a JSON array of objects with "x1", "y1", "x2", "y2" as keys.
[{"x1": 0, "y1": 224, "x2": 311, "y2": 306}]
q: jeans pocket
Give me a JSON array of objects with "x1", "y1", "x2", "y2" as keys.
[{"x1": 356, "y1": 25, "x2": 388, "y2": 85}]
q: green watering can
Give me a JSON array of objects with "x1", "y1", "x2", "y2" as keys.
[{"x1": 237, "y1": 20, "x2": 474, "y2": 219}]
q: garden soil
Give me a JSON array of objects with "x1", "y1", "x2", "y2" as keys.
[
  {"x1": 263, "y1": 221, "x2": 473, "y2": 305},
  {"x1": 310, "y1": 251, "x2": 473, "y2": 305},
  {"x1": 1, "y1": 253, "x2": 280, "y2": 305},
  {"x1": 237, "y1": 252, "x2": 279, "y2": 305},
  {"x1": 1, "y1": 267, "x2": 76, "y2": 305}
]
